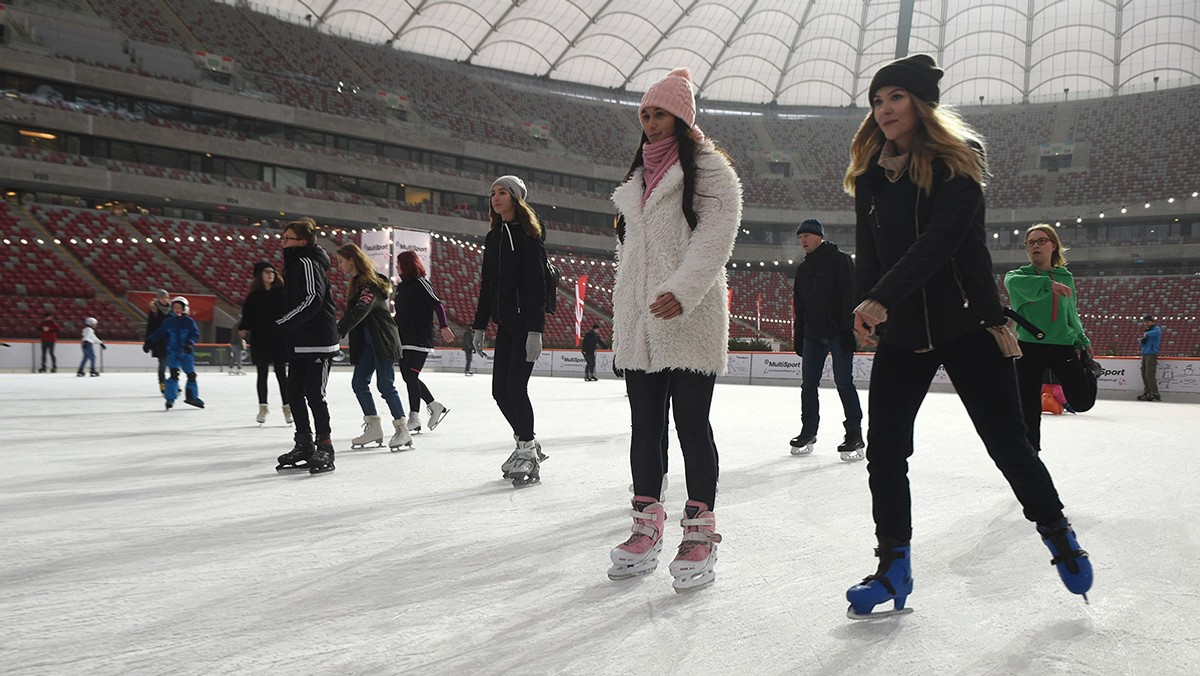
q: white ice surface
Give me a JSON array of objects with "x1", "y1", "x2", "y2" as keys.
[{"x1": 3, "y1": 371, "x2": 1198, "y2": 675}]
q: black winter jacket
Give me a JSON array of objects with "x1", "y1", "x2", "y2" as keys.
[
  {"x1": 338, "y1": 275, "x2": 403, "y2": 364},
  {"x1": 854, "y1": 147, "x2": 1005, "y2": 351},
  {"x1": 793, "y1": 241, "x2": 856, "y2": 347},
  {"x1": 239, "y1": 286, "x2": 288, "y2": 365},
  {"x1": 394, "y1": 277, "x2": 444, "y2": 349},
  {"x1": 276, "y1": 245, "x2": 340, "y2": 356},
  {"x1": 581, "y1": 329, "x2": 607, "y2": 353},
  {"x1": 143, "y1": 302, "x2": 172, "y2": 358},
  {"x1": 472, "y1": 220, "x2": 547, "y2": 333}
]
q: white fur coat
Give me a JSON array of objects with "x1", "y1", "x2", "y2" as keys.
[{"x1": 611, "y1": 143, "x2": 742, "y2": 375}]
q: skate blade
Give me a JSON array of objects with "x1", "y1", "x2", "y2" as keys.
[
  {"x1": 846, "y1": 606, "x2": 914, "y2": 620},
  {"x1": 672, "y1": 571, "x2": 716, "y2": 593},
  {"x1": 511, "y1": 475, "x2": 540, "y2": 488},
  {"x1": 308, "y1": 466, "x2": 335, "y2": 475},
  {"x1": 427, "y1": 410, "x2": 448, "y2": 430},
  {"x1": 608, "y1": 562, "x2": 658, "y2": 580},
  {"x1": 839, "y1": 451, "x2": 865, "y2": 462},
  {"x1": 790, "y1": 444, "x2": 814, "y2": 456},
  {"x1": 276, "y1": 465, "x2": 310, "y2": 473},
  {"x1": 389, "y1": 444, "x2": 415, "y2": 452},
  {"x1": 350, "y1": 441, "x2": 384, "y2": 449}
]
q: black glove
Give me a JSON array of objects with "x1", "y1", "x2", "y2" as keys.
[
  {"x1": 100, "y1": 344, "x2": 107, "y2": 351},
  {"x1": 612, "y1": 359, "x2": 624, "y2": 379},
  {"x1": 840, "y1": 330, "x2": 857, "y2": 355},
  {"x1": 184, "y1": 345, "x2": 193, "y2": 354},
  {"x1": 142, "y1": 342, "x2": 151, "y2": 354}
]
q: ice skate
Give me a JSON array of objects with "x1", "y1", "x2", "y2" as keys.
[
  {"x1": 309, "y1": 437, "x2": 335, "y2": 474},
  {"x1": 789, "y1": 431, "x2": 816, "y2": 456},
  {"x1": 76, "y1": 370, "x2": 85, "y2": 377},
  {"x1": 183, "y1": 378, "x2": 203, "y2": 407},
  {"x1": 838, "y1": 428, "x2": 865, "y2": 462},
  {"x1": 184, "y1": 397, "x2": 205, "y2": 408},
  {"x1": 508, "y1": 439, "x2": 542, "y2": 487},
  {"x1": 846, "y1": 539, "x2": 914, "y2": 619},
  {"x1": 628, "y1": 474, "x2": 669, "y2": 501},
  {"x1": 1037, "y1": 516, "x2": 1092, "y2": 600},
  {"x1": 276, "y1": 434, "x2": 315, "y2": 472},
  {"x1": 164, "y1": 400, "x2": 173, "y2": 411},
  {"x1": 256, "y1": 403, "x2": 269, "y2": 424},
  {"x1": 38, "y1": 366, "x2": 46, "y2": 373},
  {"x1": 407, "y1": 410, "x2": 422, "y2": 434},
  {"x1": 609, "y1": 497, "x2": 666, "y2": 580},
  {"x1": 351, "y1": 415, "x2": 385, "y2": 449},
  {"x1": 282, "y1": 404, "x2": 294, "y2": 425},
  {"x1": 89, "y1": 371, "x2": 100, "y2": 377},
  {"x1": 502, "y1": 436, "x2": 547, "y2": 478},
  {"x1": 426, "y1": 401, "x2": 449, "y2": 430},
  {"x1": 389, "y1": 418, "x2": 414, "y2": 451},
  {"x1": 669, "y1": 501, "x2": 722, "y2": 592}
]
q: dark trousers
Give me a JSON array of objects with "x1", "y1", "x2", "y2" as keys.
[
  {"x1": 1141, "y1": 355, "x2": 1160, "y2": 396},
  {"x1": 583, "y1": 351, "x2": 597, "y2": 378},
  {"x1": 287, "y1": 355, "x2": 332, "y2": 439},
  {"x1": 400, "y1": 350, "x2": 434, "y2": 413},
  {"x1": 1015, "y1": 341, "x2": 1096, "y2": 451},
  {"x1": 157, "y1": 357, "x2": 168, "y2": 385},
  {"x1": 255, "y1": 358, "x2": 288, "y2": 405},
  {"x1": 463, "y1": 349, "x2": 473, "y2": 373},
  {"x1": 867, "y1": 330, "x2": 1065, "y2": 542},
  {"x1": 40, "y1": 341, "x2": 56, "y2": 369},
  {"x1": 492, "y1": 325, "x2": 536, "y2": 441},
  {"x1": 800, "y1": 335, "x2": 862, "y2": 435},
  {"x1": 626, "y1": 369, "x2": 719, "y2": 509}
]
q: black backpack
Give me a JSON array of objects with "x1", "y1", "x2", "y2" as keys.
[{"x1": 543, "y1": 259, "x2": 560, "y2": 313}]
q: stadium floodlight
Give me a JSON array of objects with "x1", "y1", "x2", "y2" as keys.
[
  {"x1": 1144, "y1": 202, "x2": 1150, "y2": 208},
  {"x1": 1099, "y1": 212, "x2": 1104, "y2": 218},
  {"x1": 1076, "y1": 217, "x2": 1082, "y2": 223},
  {"x1": 1121, "y1": 207, "x2": 1127, "y2": 213}
]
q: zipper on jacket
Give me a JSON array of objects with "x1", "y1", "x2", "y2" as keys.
[
  {"x1": 949, "y1": 258, "x2": 970, "y2": 309},
  {"x1": 914, "y1": 191, "x2": 934, "y2": 350}
]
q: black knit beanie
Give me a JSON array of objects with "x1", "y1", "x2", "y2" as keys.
[
  {"x1": 869, "y1": 54, "x2": 944, "y2": 104},
  {"x1": 253, "y1": 261, "x2": 274, "y2": 277}
]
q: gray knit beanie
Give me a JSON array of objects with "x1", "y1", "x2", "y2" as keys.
[{"x1": 491, "y1": 175, "x2": 528, "y2": 202}]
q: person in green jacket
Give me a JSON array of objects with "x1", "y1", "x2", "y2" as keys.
[{"x1": 1004, "y1": 223, "x2": 1099, "y2": 453}]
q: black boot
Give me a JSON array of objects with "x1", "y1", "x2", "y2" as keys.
[
  {"x1": 309, "y1": 436, "x2": 336, "y2": 474},
  {"x1": 276, "y1": 433, "x2": 315, "y2": 472},
  {"x1": 838, "y1": 428, "x2": 865, "y2": 461}
]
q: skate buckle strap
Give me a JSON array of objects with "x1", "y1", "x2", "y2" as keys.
[
  {"x1": 680, "y1": 514, "x2": 722, "y2": 544},
  {"x1": 629, "y1": 509, "x2": 662, "y2": 538}
]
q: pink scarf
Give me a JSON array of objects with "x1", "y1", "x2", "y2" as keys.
[{"x1": 641, "y1": 135, "x2": 680, "y2": 206}]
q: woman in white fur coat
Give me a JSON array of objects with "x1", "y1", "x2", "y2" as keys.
[{"x1": 607, "y1": 68, "x2": 742, "y2": 593}]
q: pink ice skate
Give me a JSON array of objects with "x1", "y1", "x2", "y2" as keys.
[
  {"x1": 609, "y1": 497, "x2": 666, "y2": 580},
  {"x1": 669, "y1": 500, "x2": 722, "y2": 593}
]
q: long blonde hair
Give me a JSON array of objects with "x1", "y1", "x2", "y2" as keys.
[
  {"x1": 1026, "y1": 223, "x2": 1068, "y2": 268},
  {"x1": 843, "y1": 96, "x2": 987, "y2": 195},
  {"x1": 336, "y1": 243, "x2": 391, "y2": 300}
]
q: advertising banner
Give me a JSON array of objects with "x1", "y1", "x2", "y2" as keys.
[
  {"x1": 360, "y1": 229, "x2": 393, "y2": 281},
  {"x1": 575, "y1": 275, "x2": 587, "y2": 346},
  {"x1": 393, "y1": 229, "x2": 432, "y2": 279}
]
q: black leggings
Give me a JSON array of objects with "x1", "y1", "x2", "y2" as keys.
[
  {"x1": 399, "y1": 350, "x2": 434, "y2": 413},
  {"x1": 625, "y1": 369, "x2": 719, "y2": 509},
  {"x1": 1015, "y1": 341, "x2": 1096, "y2": 452},
  {"x1": 256, "y1": 358, "x2": 288, "y2": 405},
  {"x1": 287, "y1": 356, "x2": 332, "y2": 439},
  {"x1": 491, "y1": 325, "x2": 536, "y2": 441}
]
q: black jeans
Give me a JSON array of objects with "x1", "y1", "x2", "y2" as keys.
[
  {"x1": 256, "y1": 358, "x2": 288, "y2": 405},
  {"x1": 867, "y1": 330, "x2": 1064, "y2": 542},
  {"x1": 40, "y1": 341, "x2": 56, "y2": 369},
  {"x1": 157, "y1": 356, "x2": 168, "y2": 384},
  {"x1": 583, "y1": 351, "x2": 596, "y2": 378},
  {"x1": 626, "y1": 369, "x2": 719, "y2": 509},
  {"x1": 400, "y1": 350, "x2": 435, "y2": 413},
  {"x1": 492, "y1": 325, "x2": 536, "y2": 441},
  {"x1": 1015, "y1": 341, "x2": 1096, "y2": 451},
  {"x1": 287, "y1": 355, "x2": 332, "y2": 439}
]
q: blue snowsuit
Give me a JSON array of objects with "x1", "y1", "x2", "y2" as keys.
[{"x1": 148, "y1": 313, "x2": 201, "y2": 405}]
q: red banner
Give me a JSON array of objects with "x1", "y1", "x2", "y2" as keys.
[
  {"x1": 756, "y1": 293, "x2": 762, "y2": 333},
  {"x1": 127, "y1": 291, "x2": 217, "y2": 322},
  {"x1": 575, "y1": 275, "x2": 587, "y2": 346}
]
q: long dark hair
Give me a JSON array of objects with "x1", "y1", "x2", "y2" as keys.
[{"x1": 616, "y1": 117, "x2": 726, "y2": 243}]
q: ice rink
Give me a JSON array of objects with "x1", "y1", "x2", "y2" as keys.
[{"x1": 4, "y1": 369, "x2": 1198, "y2": 675}]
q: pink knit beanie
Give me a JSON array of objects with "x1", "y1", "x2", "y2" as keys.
[{"x1": 639, "y1": 67, "x2": 697, "y2": 129}]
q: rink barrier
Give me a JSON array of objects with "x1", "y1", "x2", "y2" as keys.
[{"x1": 2, "y1": 340, "x2": 1198, "y2": 396}]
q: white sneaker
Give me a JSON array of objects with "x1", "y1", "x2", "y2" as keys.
[
  {"x1": 426, "y1": 401, "x2": 449, "y2": 430},
  {"x1": 256, "y1": 403, "x2": 268, "y2": 424}
]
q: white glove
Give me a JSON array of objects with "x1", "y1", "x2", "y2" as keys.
[
  {"x1": 472, "y1": 331, "x2": 488, "y2": 360},
  {"x1": 525, "y1": 331, "x2": 542, "y2": 362}
]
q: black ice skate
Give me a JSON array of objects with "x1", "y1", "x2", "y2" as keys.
[
  {"x1": 276, "y1": 434, "x2": 315, "y2": 472},
  {"x1": 837, "y1": 429, "x2": 865, "y2": 462},
  {"x1": 789, "y1": 431, "x2": 816, "y2": 456},
  {"x1": 309, "y1": 437, "x2": 336, "y2": 475}
]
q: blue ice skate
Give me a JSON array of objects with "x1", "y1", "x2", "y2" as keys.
[
  {"x1": 846, "y1": 541, "x2": 913, "y2": 620},
  {"x1": 1038, "y1": 516, "x2": 1092, "y2": 600}
]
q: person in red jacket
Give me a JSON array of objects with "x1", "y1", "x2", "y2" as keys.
[{"x1": 37, "y1": 311, "x2": 60, "y2": 373}]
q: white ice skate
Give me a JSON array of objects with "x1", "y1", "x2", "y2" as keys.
[
  {"x1": 426, "y1": 401, "x2": 449, "y2": 430},
  {"x1": 256, "y1": 403, "x2": 269, "y2": 424},
  {"x1": 609, "y1": 498, "x2": 666, "y2": 580},
  {"x1": 669, "y1": 501, "x2": 722, "y2": 593},
  {"x1": 407, "y1": 410, "x2": 422, "y2": 434},
  {"x1": 282, "y1": 404, "x2": 293, "y2": 425},
  {"x1": 789, "y1": 432, "x2": 816, "y2": 456},
  {"x1": 389, "y1": 418, "x2": 414, "y2": 451},
  {"x1": 508, "y1": 439, "x2": 542, "y2": 487},
  {"x1": 351, "y1": 415, "x2": 385, "y2": 448}
]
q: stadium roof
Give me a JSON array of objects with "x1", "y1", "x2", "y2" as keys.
[{"x1": 245, "y1": 0, "x2": 1200, "y2": 107}]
